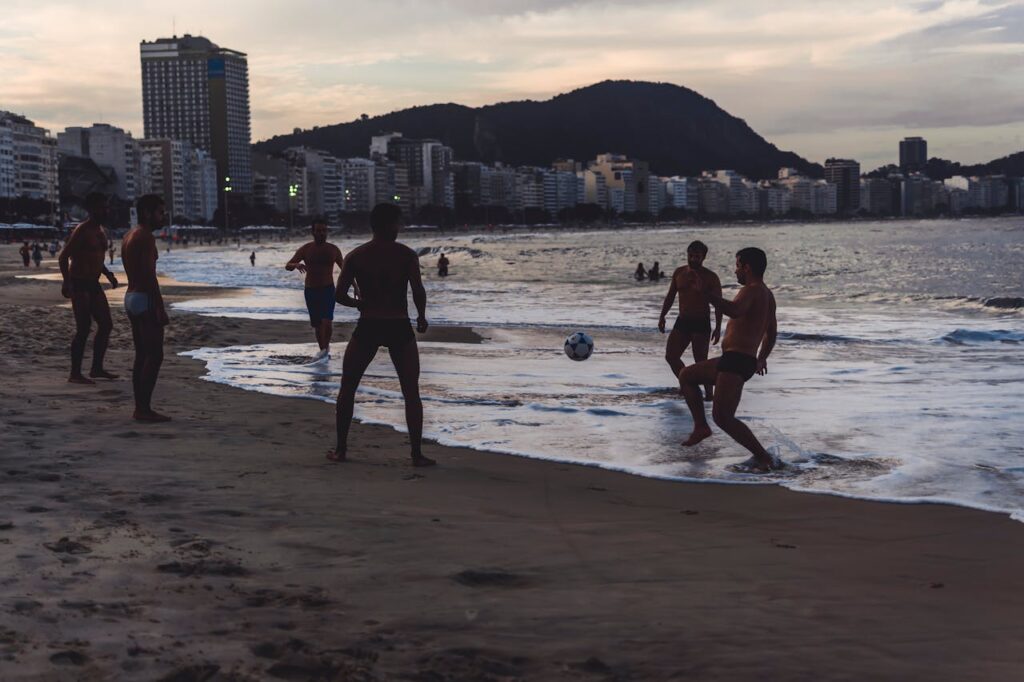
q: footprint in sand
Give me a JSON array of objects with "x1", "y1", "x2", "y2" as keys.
[
  {"x1": 49, "y1": 650, "x2": 89, "y2": 666},
  {"x1": 44, "y1": 537, "x2": 92, "y2": 554}
]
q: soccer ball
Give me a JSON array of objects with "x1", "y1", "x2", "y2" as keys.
[{"x1": 564, "y1": 332, "x2": 594, "y2": 361}]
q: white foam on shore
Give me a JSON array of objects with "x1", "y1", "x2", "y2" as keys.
[{"x1": 182, "y1": 319, "x2": 1024, "y2": 522}]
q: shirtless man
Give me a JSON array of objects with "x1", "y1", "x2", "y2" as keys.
[
  {"x1": 122, "y1": 194, "x2": 171, "y2": 422},
  {"x1": 285, "y1": 218, "x2": 346, "y2": 361},
  {"x1": 329, "y1": 203, "x2": 434, "y2": 467},
  {"x1": 59, "y1": 192, "x2": 119, "y2": 384},
  {"x1": 659, "y1": 241, "x2": 722, "y2": 401},
  {"x1": 678, "y1": 247, "x2": 780, "y2": 473}
]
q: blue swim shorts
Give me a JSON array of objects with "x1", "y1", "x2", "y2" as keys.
[{"x1": 304, "y1": 285, "x2": 336, "y2": 327}]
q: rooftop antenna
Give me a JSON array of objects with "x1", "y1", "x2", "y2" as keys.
[{"x1": 172, "y1": 16, "x2": 176, "y2": 37}]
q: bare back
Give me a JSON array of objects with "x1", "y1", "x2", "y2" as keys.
[
  {"x1": 721, "y1": 283, "x2": 775, "y2": 356},
  {"x1": 341, "y1": 240, "x2": 420, "y2": 319}
]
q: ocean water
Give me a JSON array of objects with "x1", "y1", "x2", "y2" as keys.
[{"x1": 164, "y1": 219, "x2": 1024, "y2": 520}]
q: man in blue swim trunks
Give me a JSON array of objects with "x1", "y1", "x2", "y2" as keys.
[{"x1": 285, "y1": 218, "x2": 347, "y2": 362}]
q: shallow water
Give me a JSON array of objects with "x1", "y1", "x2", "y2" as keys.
[{"x1": 167, "y1": 219, "x2": 1024, "y2": 520}]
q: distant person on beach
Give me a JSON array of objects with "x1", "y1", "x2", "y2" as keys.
[
  {"x1": 19, "y1": 242, "x2": 30, "y2": 267},
  {"x1": 49, "y1": 240, "x2": 58, "y2": 258},
  {"x1": 678, "y1": 247, "x2": 780, "y2": 473},
  {"x1": 31, "y1": 243, "x2": 43, "y2": 267},
  {"x1": 122, "y1": 194, "x2": 171, "y2": 422},
  {"x1": 659, "y1": 241, "x2": 722, "y2": 400},
  {"x1": 437, "y1": 253, "x2": 449, "y2": 277},
  {"x1": 108, "y1": 244, "x2": 115, "y2": 264},
  {"x1": 330, "y1": 203, "x2": 435, "y2": 467},
  {"x1": 59, "y1": 192, "x2": 119, "y2": 384},
  {"x1": 249, "y1": 250, "x2": 256, "y2": 267},
  {"x1": 285, "y1": 218, "x2": 346, "y2": 361},
  {"x1": 648, "y1": 261, "x2": 662, "y2": 281},
  {"x1": 634, "y1": 262, "x2": 647, "y2": 281}
]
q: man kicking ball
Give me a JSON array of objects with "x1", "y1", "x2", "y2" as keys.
[
  {"x1": 285, "y1": 218, "x2": 346, "y2": 362},
  {"x1": 678, "y1": 247, "x2": 780, "y2": 473},
  {"x1": 328, "y1": 203, "x2": 434, "y2": 467}
]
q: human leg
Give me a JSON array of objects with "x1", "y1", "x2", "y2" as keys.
[
  {"x1": 132, "y1": 312, "x2": 167, "y2": 421},
  {"x1": 88, "y1": 290, "x2": 116, "y2": 379},
  {"x1": 69, "y1": 290, "x2": 94, "y2": 383},
  {"x1": 664, "y1": 328, "x2": 691, "y2": 381},
  {"x1": 691, "y1": 331, "x2": 713, "y2": 401},
  {"x1": 330, "y1": 336, "x2": 377, "y2": 461},
  {"x1": 678, "y1": 358, "x2": 718, "y2": 446},
  {"x1": 711, "y1": 373, "x2": 776, "y2": 470},
  {"x1": 388, "y1": 338, "x2": 434, "y2": 466}
]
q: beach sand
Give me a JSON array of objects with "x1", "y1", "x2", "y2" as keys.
[{"x1": 1, "y1": 246, "x2": 1023, "y2": 681}]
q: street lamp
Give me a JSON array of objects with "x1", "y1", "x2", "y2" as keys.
[
  {"x1": 224, "y1": 176, "x2": 233, "y2": 234},
  {"x1": 288, "y1": 183, "x2": 299, "y2": 230}
]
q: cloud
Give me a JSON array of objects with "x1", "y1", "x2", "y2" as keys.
[{"x1": 0, "y1": 0, "x2": 1021, "y2": 169}]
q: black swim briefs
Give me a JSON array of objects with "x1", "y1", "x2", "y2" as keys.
[
  {"x1": 351, "y1": 318, "x2": 415, "y2": 350},
  {"x1": 673, "y1": 315, "x2": 712, "y2": 335},
  {"x1": 716, "y1": 351, "x2": 758, "y2": 382},
  {"x1": 68, "y1": 277, "x2": 103, "y2": 296}
]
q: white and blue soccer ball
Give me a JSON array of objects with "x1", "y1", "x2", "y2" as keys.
[{"x1": 564, "y1": 332, "x2": 594, "y2": 361}]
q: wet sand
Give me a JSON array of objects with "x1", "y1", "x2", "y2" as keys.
[{"x1": 1, "y1": 245, "x2": 1023, "y2": 681}]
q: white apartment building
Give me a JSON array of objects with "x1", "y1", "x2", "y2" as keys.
[
  {"x1": 543, "y1": 169, "x2": 578, "y2": 215},
  {"x1": 340, "y1": 158, "x2": 377, "y2": 213},
  {"x1": 139, "y1": 139, "x2": 218, "y2": 222},
  {"x1": 0, "y1": 111, "x2": 59, "y2": 204},
  {"x1": 58, "y1": 123, "x2": 141, "y2": 201},
  {"x1": 665, "y1": 177, "x2": 699, "y2": 212}
]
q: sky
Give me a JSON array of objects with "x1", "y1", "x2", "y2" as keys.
[{"x1": 1, "y1": 0, "x2": 1022, "y2": 170}]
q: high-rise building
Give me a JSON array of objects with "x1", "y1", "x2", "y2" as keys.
[
  {"x1": 140, "y1": 34, "x2": 253, "y2": 200},
  {"x1": 57, "y1": 124, "x2": 141, "y2": 201},
  {"x1": 665, "y1": 177, "x2": 699, "y2": 212},
  {"x1": 823, "y1": 158, "x2": 860, "y2": 214},
  {"x1": 899, "y1": 137, "x2": 927, "y2": 173}
]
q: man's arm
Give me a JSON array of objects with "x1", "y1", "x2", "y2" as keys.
[
  {"x1": 58, "y1": 226, "x2": 83, "y2": 297},
  {"x1": 335, "y1": 255, "x2": 360, "y2": 309},
  {"x1": 706, "y1": 285, "x2": 753, "y2": 319},
  {"x1": 284, "y1": 244, "x2": 307, "y2": 273},
  {"x1": 658, "y1": 272, "x2": 679, "y2": 332},
  {"x1": 410, "y1": 253, "x2": 427, "y2": 333},
  {"x1": 335, "y1": 247, "x2": 358, "y2": 297},
  {"x1": 711, "y1": 273, "x2": 724, "y2": 344},
  {"x1": 756, "y1": 291, "x2": 777, "y2": 375}
]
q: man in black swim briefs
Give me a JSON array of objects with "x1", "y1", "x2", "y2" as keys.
[
  {"x1": 677, "y1": 247, "x2": 780, "y2": 473},
  {"x1": 659, "y1": 240, "x2": 723, "y2": 400},
  {"x1": 329, "y1": 203, "x2": 435, "y2": 467}
]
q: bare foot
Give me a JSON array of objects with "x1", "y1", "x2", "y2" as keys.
[
  {"x1": 681, "y1": 425, "x2": 713, "y2": 447},
  {"x1": 89, "y1": 369, "x2": 119, "y2": 380},
  {"x1": 326, "y1": 448, "x2": 347, "y2": 463},
  {"x1": 703, "y1": 388, "x2": 714, "y2": 402},
  {"x1": 412, "y1": 454, "x2": 437, "y2": 467},
  {"x1": 68, "y1": 375, "x2": 95, "y2": 385},
  {"x1": 133, "y1": 410, "x2": 171, "y2": 423}
]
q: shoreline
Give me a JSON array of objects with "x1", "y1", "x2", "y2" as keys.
[{"x1": 2, "y1": 245, "x2": 1023, "y2": 680}]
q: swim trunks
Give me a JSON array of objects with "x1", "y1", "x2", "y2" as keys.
[
  {"x1": 124, "y1": 291, "x2": 151, "y2": 317},
  {"x1": 717, "y1": 351, "x2": 758, "y2": 382},
  {"x1": 673, "y1": 315, "x2": 712, "y2": 335},
  {"x1": 303, "y1": 285, "x2": 336, "y2": 327},
  {"x1": 351, "y1": 318, "x2": 415, "y2": 350},
  {"x1": 68, "y1": 277, "x2": 103, "y2": 296}
]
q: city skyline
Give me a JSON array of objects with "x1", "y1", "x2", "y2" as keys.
[{"x1": 1, "y1": 0, "x2": 1023, "y2": 170}]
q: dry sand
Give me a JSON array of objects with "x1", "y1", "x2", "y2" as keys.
[{"x1": 1, "y1": 246, "x2": 1023, "y2": 681}]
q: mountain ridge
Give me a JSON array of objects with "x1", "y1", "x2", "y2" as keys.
[{"x1": 253, "y1": 80, "x2": 822, "y2": 179}]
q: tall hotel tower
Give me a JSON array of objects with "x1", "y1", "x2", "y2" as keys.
[{"x1": 140, "y1": 34, "x2": 252, "y2": 199}]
